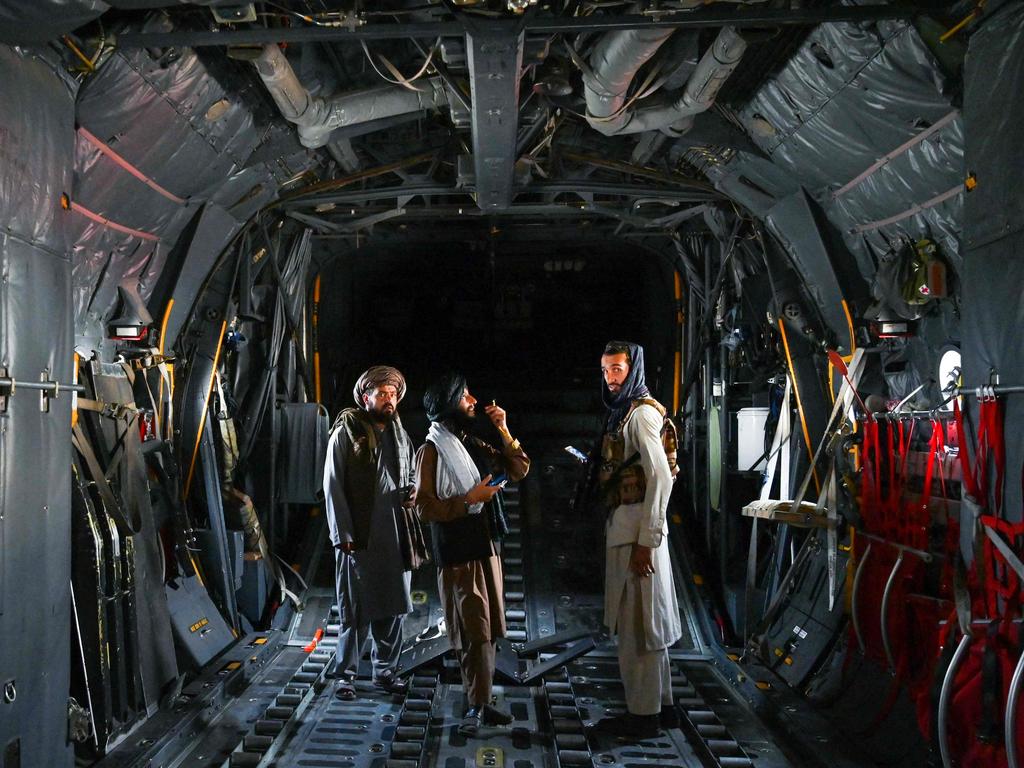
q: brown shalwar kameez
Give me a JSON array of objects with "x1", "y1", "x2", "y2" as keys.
[{"x1": 415, "y1": 439, "x2": 529, "y2": 707}]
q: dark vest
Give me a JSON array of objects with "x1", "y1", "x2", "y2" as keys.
[
  {"x1": 333, "y1": 408, "x2": 384, "y2": 550},
  {"x1": 430, "y1": 513, "x2": 494, "y2": 568}
]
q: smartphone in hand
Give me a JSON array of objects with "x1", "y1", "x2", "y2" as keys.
[
  {"x1": 486, "y1": 473, "x2": 508, "y2": 487},
  {"x1": 564, "y1": 446, "x2": 588, "y2": 464}
]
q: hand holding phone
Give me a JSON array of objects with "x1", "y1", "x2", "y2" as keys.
[
  {"x1": 486, "y1": 473, "x2": 508, "y2": 487},
  {"x1": 465, "y1": 474, "x2": 502, "y2": 508}
]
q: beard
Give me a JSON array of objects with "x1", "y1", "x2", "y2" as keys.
[
  {"x1": 450, "y1": 408, "x2": 477, "y2": 433},
  {"x1": 369, "y1": 404, "x2": 397, "y2": 422}
]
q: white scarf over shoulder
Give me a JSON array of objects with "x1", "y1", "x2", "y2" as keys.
[{"x1": 426, "y1": 422, "x2": 483, "y2": 515}]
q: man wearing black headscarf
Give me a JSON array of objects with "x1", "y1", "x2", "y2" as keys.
[
  {"x1": 594, "y1": 341, "x2": 681, "y2": 740},
  {"x1": 414, "y1": 372, "x2": 530, "y2": 737}
]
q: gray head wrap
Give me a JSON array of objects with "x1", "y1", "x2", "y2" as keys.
[{"x1": 353, "y1": 365, "x2": 407, "y2": 407}]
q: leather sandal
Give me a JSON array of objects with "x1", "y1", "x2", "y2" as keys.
[
  {"x1": 334, "y1": 681, "x2": 357, "y2": 701},
  {"x1": 459, "y1": 707, "x2": 482, "y2": 737},
  {"x1": 373, "y1": 674, "x2": 409, "y2": 695}
]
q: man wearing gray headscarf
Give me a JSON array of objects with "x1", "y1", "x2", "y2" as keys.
[
  {"x1": 592, "y1": 342, "x2": 681, "y2": 740},
  {"x1": 323, "y1": 365, "x2": 428, "y2": 700},
  {"x1": 414, "y1": 372, "x2": 530, "y2": 736}
]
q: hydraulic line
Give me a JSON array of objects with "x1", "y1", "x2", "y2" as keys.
[
  {"x1": 778, "y1": 318, "x2": 820, "y2": 492},
  {"x1": 313, "y1": 275, "x2": 322, "y2": 404},
  {"x1": 183, "y1": 320, "x2": 227, "y2": 498}
]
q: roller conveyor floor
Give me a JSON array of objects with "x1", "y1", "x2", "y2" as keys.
[{"x1": 96, "y1": 450, "x2": 865, "y2": 768}]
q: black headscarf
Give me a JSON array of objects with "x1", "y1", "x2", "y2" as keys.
[
  {"x1": 423, "y1": 371, "x2": 467, "y2": 422},
  {"x1": 601, "y1": 341, "x2": 650, "y2": 430}
]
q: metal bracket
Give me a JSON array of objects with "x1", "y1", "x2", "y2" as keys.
[
  {"x1": 494, "y1": 635, "x2": 598, "y2": 683},
  {"x1": 394, "y1": 634, "x2": 452, "y2": 677},
  {"x1": 40, "y1": 369, "x2": 55, "y2": 413},
  {"x1": 466, "y1": 21, "x2": 525, "y2": 210},
  {"x1": 0, "y1": 370, "x2": 85, "y2": 414},
  {"x1": 67, "y1": 697, "x2": 91, "y2": 743}
]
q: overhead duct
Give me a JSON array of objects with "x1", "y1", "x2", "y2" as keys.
[
  {"x1": 583, "y1": 27, "x2": 676, "y2": 135},
  {"x1": 252, "y1": 44, "x2": 449, "y2": 149},
  {"x1": 583, "y1": 26, "x2": 747, "y2": 137}
]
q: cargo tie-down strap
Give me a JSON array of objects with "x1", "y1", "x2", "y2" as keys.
[
  {"x1": 954, "y1": 396, "x2": 1024, "y2": 617},
  {"x1": 929, "y1": 394, "x2": 1024, "y2": 768},
  {"x1": 71, "y1": 421, "x2": 142, "y2": 537},
  {"x1": 752, "y1": 349, "x2": 866, "y2": 634}
]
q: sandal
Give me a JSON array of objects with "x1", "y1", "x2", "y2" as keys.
[
  {"x1": 373, "y1": 674, "x2": 409, "y2": 694},
  {"x1": 334, "y1": 681, "x2": 357, "y2": 701},
  {"x1": 458, "y1": 707, "x2": 482, "y2": 737}
]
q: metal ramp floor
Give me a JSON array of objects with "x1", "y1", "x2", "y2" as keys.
[{"x1": 95, "y1": 444, "x2": 859, "y2": 768}]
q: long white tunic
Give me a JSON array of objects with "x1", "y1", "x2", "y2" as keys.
[{"x1": 603, "y1": 403, "x2": 682, "y2": 651}]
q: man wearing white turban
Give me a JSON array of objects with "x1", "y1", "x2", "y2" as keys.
[
  {"x1": 414, "y1": 372, "x2": 530, "y2": 736},
  {"x1": 323, "y1": 365, "x2": 427, "y2": 700}
]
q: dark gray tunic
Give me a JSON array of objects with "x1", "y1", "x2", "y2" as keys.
[{"x1": 323, "y1": 423, "x2": 414, "y2": 626}]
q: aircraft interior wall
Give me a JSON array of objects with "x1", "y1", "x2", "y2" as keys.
[{"x1": 3, "y1": 3, "x2": 1024, "y2": 767}]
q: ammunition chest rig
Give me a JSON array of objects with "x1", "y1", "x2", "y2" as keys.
[{"x1": 598, "y1": 398, "x2": 678, "y2": 509}]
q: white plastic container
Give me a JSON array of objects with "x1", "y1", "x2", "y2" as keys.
[{"x1": 736, "y1": 407, "x2": 770, "y2": 472}]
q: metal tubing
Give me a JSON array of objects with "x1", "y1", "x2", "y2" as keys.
[
  {"x1": 864, "y1": 385, "x2": 1024, "y2": 422},
  {"x1": 267, "y1": 373, "x2": 278, "y2": 557},
  {"x1": 252, "y1": 44, "x2": 448, "y2": 148},
  {"x1": 881, "y1": 550, "x2": 905, "y2": 675},
  {"x1": 851, "y1": 542, "x2": 872, "y2": 654},
  {"x1": 582, "y1": 26, "x2": 675, "y2": 135},
  {"x1": 863, "y1": 410, "x2": 956, "y2": 421},
  {"x1": 719, "y1": 322, "x2": 728, "y2": 593},
  {"x1": 1007, "y1": 648, "x2": 1024, "y2": 768},
  {"x1": 984, "y1": 525, "x2": 1024, "y2": 582},
  {"x1": 0, "y1": 377, "x2": 86, "y2": 394},
  {"x1": 283, "y1": 180, "x2": 721, "y2": 207},
  {"x1": 610, "y1": 27, "x2": 747, "y2": 136},
  {"x1": 116, "y1": 6, "x2": 922, "y2": 48},
  {"x1": 704, "y1": 247, "x2": 714, "y2": 559},
  {"x1": 939, "y1": 633, "x2": 973, "y2": 768},
  {"x1": 956, "y1": 384, "x2": 1024, "y2": 398},
  {"x1": 858, "y1": 530, "x2": 933, "y2": 563}
]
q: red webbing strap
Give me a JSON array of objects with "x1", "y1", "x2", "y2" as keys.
[
  {"x1": 861, "y1": 419, "x2": 880, "y2": 532},
  {"x1": 935, "y1": 421, "x2": 958, "y2": 598},
  {"x1": 897, "y1": 420, "x2": 917, "y2": 545},
  {"x1": 954, "y1": 399, "x2": 980, "y2": 500},
  {"x1": 885, "y1": 423, "x2": 898, "y2": 539},
  {"x1": 972, "y1": 397, "x2": 1012, "y2": 618},
  {"x1": 870, "y1": 420, "x2": 882, "y2": 528},
  {"x1": 911, "y1": 423, "x2": 940, "y2": 551},
  {"x1": 880, "y1": 423, "x2": 897, "y2": 544},
  {"x1": 986, "y1": 398, "x2": 1005, "y2": 516},
  {"x1": 971, "y1": 397, "x2": 1005, "y2": 517},
  {"x1": 979, "y1": 515, "x2": 1024, "y2": 618}
]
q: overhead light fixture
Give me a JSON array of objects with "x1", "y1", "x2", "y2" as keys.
[
  {"x1": 108, "y1": 278, "x2": 154, "y2": 342},
  {"x1": 508, "y1": 0, "x2": 538, "y2": 12},
  {"x1": 749, "y1": 113, "x2": 776, "y2": 138},
  {"x1": 211, "y1": 4, "x2": 257, "y2": 24},
  {"x1": 205, "y1": 98, "x2": 231, "y2": 123}
]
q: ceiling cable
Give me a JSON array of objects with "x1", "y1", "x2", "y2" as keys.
[{"x1": 360, "y1": 37, "x2": 440, "y2": 91}]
